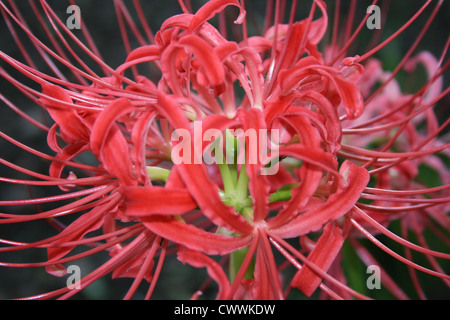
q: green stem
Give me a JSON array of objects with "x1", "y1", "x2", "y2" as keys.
[
  {"x1": 218, "y1": 163, "x2": 235, "y2": 195},
  {"x1": 230, "y1": 246, "x2": 255, "y2": 282},
  {"x1": 220, "y1": 131, "x2": 257, "y2": 283},
  {"x1": 269, "y1": 189, "x2": 292, "y2": 203},
  {"x1": 146, "y1": 166, "x2": 170, "y2": 182},
  {"x1": 268, "y1": 182, "x2": 300, "y2": 203},
  {"x1": 229, "y1": 163, "x2": 238, "y2": 189},
  {"x1": 235, "y1": 162, "x2": 249, "y2": 201}
]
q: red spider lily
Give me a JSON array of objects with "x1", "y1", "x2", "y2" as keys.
[{"x1": 0, "y1": 0, "x2": 448, "y2": 300}]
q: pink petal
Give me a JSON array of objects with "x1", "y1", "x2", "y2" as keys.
[
  {"x1": 177, "y1": 246, "x2": 231, "y2": 299},
  {"x1": 238, "y1": 108, "x2": 270, "y2": 223},
  {"x1": 291, "y1": 223, "x2": 345, "y2": 296},
  {"x1": 90, "y1": 98, "x2": 137, "y2": 186},
  {"x1": 200, "y1": 113, "x2": 240, "y2": 150},
  {"x1": 267, "y1": 121, "x2": 337, "y2": 229},
  {"x1": 179, "y1": 35, "x2": 225, "y2": 90},
  {"x1": 111, "y1": 249, "x2": 154, "y2": 281},
  {"x1": 142, "y1": 216, "x2": 252, "y2": 255},
  {"x1": 90, "y1": 98, "x2": 135, "y2": 156},
  {"x1": 188, "y1": 0, "x2": 246, "y2": 33},
  {"x1": 125, "y1": 45, "x2": 160, "y2": 62},
  {"x1": 330, "y1": 72, "x2": 365, "y2": 120},
  {"x1": 296, "y1": 90, "x2": 342, "y2": 148},
  {"x1": 307, "y1": 0, "x2": 328, "y2": 45},
  {"x1": 49, "y1": 141, "x2": 89, "y2": 191},
  {"x1": 131, "y1": 111, "x2": 157, "y2": 184},
  {"x1": 39, "y1": 83, "x2": 89, "y2": 143},
  {"x1": 253, "y1": 233, "x2": 283, "y2": 299},
  {"x1": 271, "y1": 160, "x2": 369, "y2": 237},
  {"x1": 268, "y1": 164, "x2": 323, "y2": 229},
  {"x1": 177, "y1": 163, "x2": 254, "y2": 234},
  {"x1": 157, "y1": 93, "x2": 252, "y2": 235},
  {"x1": 279, "y1": 60, "x2": 365, "y2": 120},
  {"x1": 123, "y1": 186, "x2": 197, "y2": 216},
  {"x1": 46, "y1": 203, "x2": 109, "y2": 275},
  {"x1": 277, "y1": 144, "x2": 338, "y2": 175}
]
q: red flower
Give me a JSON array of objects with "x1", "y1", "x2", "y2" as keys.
[{"x1": 0, "y1": 0, "x2": 448, "y2": 299}]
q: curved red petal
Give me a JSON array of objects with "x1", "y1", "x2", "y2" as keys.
[
  {"x1": 238, "y1": 108, "x2": 270, "y2": 223},
  {"x1": 177, "y1": 163, "x2": 253, "y2": 234},
  {"x1": 177, "y1": 246, "x2": 231, "y2": 300},
  {"x1": 123, "y1": 186, "x2": 197, "y2": 216},
  {"x1": 157, "y1": 93, "x2": 252, "y2": 234},
  {"x1": 39, "y1": 83, "x2": 89, "y2": 143},
  {"x1": 125, "y1": 44, "x2": 160, "y2": 62},
  {"x1": 46, "y1": 203, "x2": 111, "y2": 274},
  {"x1": 271, "y1": 160, "x2": 369, "y2": 237},
  {"x1": 90, "y1": 98, "x2": 137, "y2": 186},
  {"x1": 291, "y1": 222, "x2": 345, "y2": 297},
  {"x1": 188, "y1": 0, "x2": 246, "y2": 33},
  {"x1": 49, "y1": 141, "x2": 89, "y2": 191},
  {"x1": 143, "y1": 216, "x2": 252, "y2": 255}
]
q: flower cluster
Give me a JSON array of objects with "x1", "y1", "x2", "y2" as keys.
[{"x1": 0, "y1": 0, "x2": 448, "y2": 299}]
